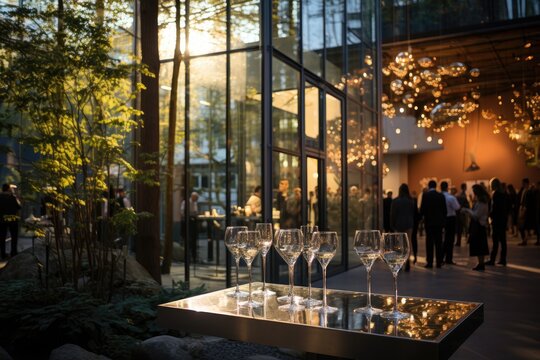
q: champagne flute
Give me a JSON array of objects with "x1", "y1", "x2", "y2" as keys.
[
  {"x1": 353, "y1": 230, "x2": 383, "y2": 315},
  {"x1": 253, "y1": 223, "x2": 275, "y2": 296},
  {"x1": 225, "y1": 226, "x2": 248, "y2": 298},
  {"x1": 238, "y1": 230, "x2": 263, "y2": 308},
  {"x1": 301, "y1": 225, "x2": 322, "y2": 308},
  {"x1": 381, "y1": 232, "x2": 410, "y2": 320},
  {"x1": 315, "y1": 231, "x2": 338, "y2": 313},
  {"x1": 275, "y1": 229, "x2": 305, "y2": 311}
]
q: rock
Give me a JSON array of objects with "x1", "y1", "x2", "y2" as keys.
[
  {"x1": 49, "y1": 344, "x2": 110, "y2": 360},
  {"x1": 172, "y1": 242, "x2": 185, "y2": 262},
  {"x1": 0, "y1": 346, "x2": 13, "y2": 360},
  {"x1": 186, "y1": 342, "x2": 204, "y2": 358},
  {"x1": 246, "y1": 356, "x2": 281, "y2": 360},
  {"x1": 115, "y1": 256, "x2": 161, "y2": 295},
  {"x1": 0, "y1": 253, "x2": 39, "y2": 281},
  {"x1": 131, "y1": 336, "x2": 192, "y2": 360}
]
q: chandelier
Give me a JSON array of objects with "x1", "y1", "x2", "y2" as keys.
[
  {"x1": 485, "y1": 82, "x2": 540, "y2": 164},
  {"x1": 382, "y1": 51, "x2": 481, "y2": 132}
]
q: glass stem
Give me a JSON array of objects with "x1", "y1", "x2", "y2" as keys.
[
  {"x1": 288, "y1": 264, "x2": 294, "y2": 303},
  {"x1": 307, "y1": 260, "x2": 312, "y2": 300},
  {"x1": 262, "y1": 254, "x2": 266, "y2": 291},
  {"x1": 323, "y1": 266, "x2": 327, "y2": 309},
  {"x1": 248, "y1": 263, "x2": 252, "y2": 303},
  {"x1": 393, "y1": 274, "x2": 398, "y2": 313},
  {"x1": 367, "y1": 267, "x2": 372, "y2": 308},
  {"x1": 235, "y1": 257, "x2": 240, "y2": 293}
]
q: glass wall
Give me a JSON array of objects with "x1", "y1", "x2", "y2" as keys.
[{"x1": 157, "y1": 0, "x2": 381, "y2": 289}]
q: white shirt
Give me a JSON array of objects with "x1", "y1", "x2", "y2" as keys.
[{"x1": 442, "y1": 191, "x2": 460, "y2": 217}]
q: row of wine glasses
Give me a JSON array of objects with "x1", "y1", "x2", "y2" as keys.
[{"x1": 354, "y1": 230, "x2": 410, "y2": 320}]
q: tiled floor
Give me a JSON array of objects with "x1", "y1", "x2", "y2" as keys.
[{"x1": 315, "y1": 233, "x2": 540, "y2": 360}]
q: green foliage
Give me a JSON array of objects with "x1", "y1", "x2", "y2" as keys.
[
  {"x1": 0, "y1": 279, "x2": 205, "y2": 359},
  {"x1": 0, "y1": 2, "x2": 150, "y2": 296}
]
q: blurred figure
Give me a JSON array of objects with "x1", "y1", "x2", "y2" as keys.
[
  {"x1": 455, "y1": 183, "x2": 470, "y2": 247},
  {"x1": 410, "y1": 190, "x2": 420, "y2": 264},
  {"x1": 507, "y1": 184, "x2": 518, "y2": 236},
  {"x1": 276, "y1": 179, "x2": 289, "y2": 229},
  {"x1": 463, "y1": 184, "x2": 490, "y2": 271},
  {"x1": 420, "y1": 180, "x2": 447, "y2": 268},
  {"x1": 486, "y1": 178, "x2": 509, "y2": 266},
  {"x1": 517, "y1": 178, "x2": 536, "y2": 245},
  {"x1": 285, "y1": 187, "x2": 302, "y2": 229},
  {"x1": 348, "y1": 185, "x2": 361, "y2": 234},
  {"x1": 181, "y1": 191, "x2": 200, "y2": 262},
  {"x1": 0, "y1": 183, "x2": 21, "y2": 259},
  {"x1": 390, "y1": 184, "x2": 416, "y2": 271},
  {"x1": 383, "y1": 190, "x2": 393, "y2": 233},
  {"x1": 245, "y1": 185, "x2": 262, "y2": 216},
  {"x1": 441, "y1": 181, "x2": 460, "y2": 265}
]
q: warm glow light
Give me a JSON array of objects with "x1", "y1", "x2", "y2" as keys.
[
  {"x1": 438, "y1": 139, "x2": 443, "y2": 144},
  {"x1": 395, "y1": 128, "x2": 401, "y2": 134},
  {"x1": 427, "y1": 136, "x2": 433, "y2": 142}
]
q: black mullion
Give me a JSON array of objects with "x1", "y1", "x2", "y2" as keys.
[
  {"x1": 184, "y1": 0, "x2": 191, "y2": 286},
  {"x1": 225, "y1": 0, "x2": 232, "y2": 288},
  {"x1": 299, "y1": 66, "x2": 307, "y2": 286},
  {"x1": 375, "y1": 0, "x2": 383, "y2": 230},
  {"x1": 322, "y1": 0, "x2": 326, "y2": 80}
]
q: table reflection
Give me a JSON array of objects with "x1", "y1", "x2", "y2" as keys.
[{"x1": 163, "y1": 282, "x2": 478, "y2": 341}]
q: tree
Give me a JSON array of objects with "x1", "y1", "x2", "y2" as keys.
[
  {"x1": 137, "y1": 0, "x2": 161, "y2": 283},
  {"x1": 0, "y1": 1, "x2": 146, "y2": 297}
]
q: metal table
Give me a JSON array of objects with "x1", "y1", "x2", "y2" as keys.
[{"x1": 157, "y1": 283, "x2": 483, "y2": 359}]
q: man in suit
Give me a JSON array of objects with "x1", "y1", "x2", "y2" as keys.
[
  {"x1": 441, "y1": 181, "x2": 460, "y2": 265},
  {"x1": 420, "y1": 180, "x2": 447, "y2": 268},
  {"x1": 487, "y1": 178, "x2": 509, "y2": 265}
]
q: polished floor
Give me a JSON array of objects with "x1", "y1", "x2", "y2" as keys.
[{"x1": 316, "y1": 233, "x2": 540, "y2": 360}]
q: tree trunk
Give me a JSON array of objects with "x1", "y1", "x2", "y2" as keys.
[
  {"x1": 162, "y1": 0, "x2": 183, "y2": 274},
  {"x1": 137, "y1": 0, "x2": 161, "y2": 283}
]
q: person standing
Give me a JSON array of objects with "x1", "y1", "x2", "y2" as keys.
[
  {"x1": 455, "y1": 183, "x2": 470, "y2": 247},
  {"x1": 420, "y1": 180, "x2": 447, "y2": 268},
  {"x1": 507, "y1": 184, "x2": 518, "y2": 236},
  {"x1": 390, "y1": 184, "x2": 416, "y2": 271},
  {"x1": 0, "y1": 183, "x2": 21, "y2": 259},
  {"x1": 383, "y1": 190, "x2": 393, "y2": 233},
  {"x1": 463, "y1": 184, "x2": 490, "y2": 271},
  {"x1": 275, "y1": 179, "x2": 289, "y2": 229},
  {"x1": 517, "y1": 178, "x2": 536, "y2": 245},
  {"x1": 441, "y1": 181, "x2": 460, "y2": 265},
  {"x1": 486, "y1": 178, "x2": 509, "y2": 265},
  {"x1": 410, "y1": 190, "x2": 420, "y2": 264},
  {"x1": 181, "y1": 191, "x2": 200, "y2": 262},
  {"x1": 245, "y1": 185, "x2": 262, "y2": 216}
]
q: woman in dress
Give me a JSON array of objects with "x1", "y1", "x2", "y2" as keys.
[
  {"x1": 463, "y1": 184, "x2": 490, "y2": 271},
  {"x1": 390, "y1": 183, "x2": 416, "y2": 271}
]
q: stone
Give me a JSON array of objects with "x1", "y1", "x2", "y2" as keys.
[
  {"x1": 131, "y1": 336, "x2": 191, "y2": 360},
  {"x1": 172, "y1": 242, "x2": 185, "y2": 262},
  {"x1": 0, "y1": 253, "x2": 39, "y2": 281},
  {"x1": 0, "y1": 346, "x2": 13, "y2": 360},
  {"x1": 115, "y1": 256, "x2": 161, "y2": 295},
  {"x1": 246, "y1": 356, "x2": 281, "y2": 360},
  {"x1": 49, "y1": 344, "x2": 110, "y2": 360}
]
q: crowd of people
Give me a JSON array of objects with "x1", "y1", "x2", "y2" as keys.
[{"x1": 383, "y1": 177, "x2": 540, "y2": 271}]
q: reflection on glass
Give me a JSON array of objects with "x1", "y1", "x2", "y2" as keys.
[
  {"x1": 230, "y1": 50, "x2": 262, "y2": 240},
  {"x1": 301, "y1": 225, "x2": 322, "y2": 308},
  {"x1": 272, "y1": 0, "x2": 300, "y2": 60},
  {"x1": 306, "y1": 157, "x2": 319, "y2": 228},
  {"x1": 302, "y1": 0, "x2": 323, "y2": 76},
  {"x1": 273, "y1": 58, "x2": 299, "y2": 150},
  {"x1": 305, "y1": 83, "x2": 320, "y2": 148},
  {"x1": 325, "y1": 0, "x2": 344, "y2": 85},
  {"x1": 189, "y1": 1, "x2": 226, "y2": 56},
  {"x1": 273, "y1": 153, "x2": 301, "y2": 232},
  {"x1": 231, "y1": 0, "x2": 259, "y2": 49},
  {"x1": 325, "y1": 94, "x2": 342, "y2": 266}
]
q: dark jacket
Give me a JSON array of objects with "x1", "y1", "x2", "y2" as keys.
[
  {"x1": 0, "y1": 191, "x2": 21, "y2": 222},
  {"x1": 490, "y1": 190, "x2": 509, "y2": 227},
  {"x1": 390, "y1": 196, "x2": 415, "y2": 231},
  {"x1": 420, "y1": 189, "x2": 447, "y2": 228}
]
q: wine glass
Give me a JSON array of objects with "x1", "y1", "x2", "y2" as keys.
[
  {"x1": 275, "y1": 229, "x2": 305, "y2": 311},
  {"x1": 224, "y1": 226, "x2": 248, "y2": 298},
  {"x1": 253, "y1": 223, "x2": 276, "y2": 297},
  {"x1": 315, "y1": 231, "x2": 338, "y2": 313},
  {"x1": 380, "y1": 232, "x2": 410, "y2": 320},
  {"x1": 301, "y1": 225, "x2": 322, "y2": 308},
  {"x1": 238, "y1": 230, "x2": 263, "y2": 308},
  {"x1": 353, "y1": 230, "x2": 383, "y2": 315}
]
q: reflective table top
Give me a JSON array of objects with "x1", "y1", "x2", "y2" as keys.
[{"x1": 159, "y1": 282, "x2": 481, "y2": 342}]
